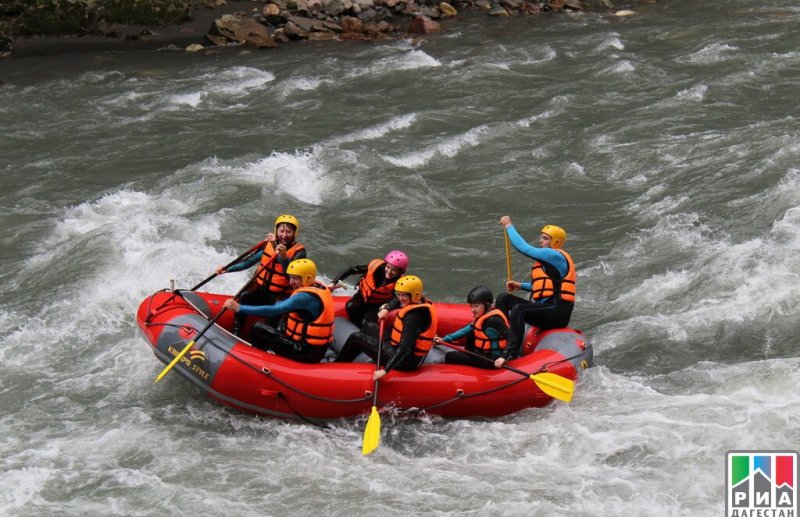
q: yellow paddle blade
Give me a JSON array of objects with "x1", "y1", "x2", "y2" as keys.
[
  {"x1": 361, "y1": 406, "x2": 381, "y2": 456},
  {"x1": 154, "y1": 339, "x2": 195, "y2": 383},
  {"x1": 530, "y1": 372, "x2": 574, "y2": 403}
]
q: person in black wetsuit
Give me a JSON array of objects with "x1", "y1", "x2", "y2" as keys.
[
  {"x1": 328, "y1": 250, "x2": 409, "y2": 329},
  {"x1": 335, "y1": 275, "x2": 437, "y2": 381}
]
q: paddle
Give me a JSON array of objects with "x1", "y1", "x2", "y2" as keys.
[
  {"x1": 154, "y1": 252, "x2": 278, "y2": 383},
  {"x1": 190, "y1": 239, "x2": 267, "y2": 291},
  {"x1": 362, "y1": 319, "x2": 385, "y2": 455},
  {"x1": 437, "y1": 340, "x2": 574, "y2": 403},
  {"x1": 504, "y1": 229, "x2": 513, "y2": 292}
]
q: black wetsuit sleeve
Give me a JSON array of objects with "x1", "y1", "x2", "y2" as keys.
[
  {"x1": 385, "y1": 298, "x2": 402, "y2": 312},
  {"x1": 333, "y1": 264, "x2": 367, "y2": 284},
  {"x1": 384, "y1": 309, "x2": 430, "y2": 373},
  {"x1": 276, "y1": 246, "x2": 307, "y2": 271},
  {"x1": 485, "y1": 315, "x2": 518, "y2": 359}
]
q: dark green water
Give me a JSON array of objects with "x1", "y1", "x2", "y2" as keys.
[{"x1": 1, "y1": 2, "x2": 799, "y2": 515}]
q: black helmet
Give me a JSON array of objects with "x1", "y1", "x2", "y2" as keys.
[{"x1": 467, "y1": 285, "x2": 493, "y2": 305}]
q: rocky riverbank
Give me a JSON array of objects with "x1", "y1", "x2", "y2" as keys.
[{"x1": 1, "y1": 0, "x2": 649, "y2": 58}]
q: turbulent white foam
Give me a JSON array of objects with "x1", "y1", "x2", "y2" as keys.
[
  {"x1": 516, "y1": 108, "x2": 557, "y2": 128},
  {"x1": 198, "y1": 66, "x2": 276, "y2": 98},
  {"x1": 236, "y1": 149, "x2": 332, "y2": 205},
  {"x1": 375, "y1": 49, "x2": 441, "y2": 71},
  {"x1": 587, "y1": 204, "x2": 800, "y2": 348},
  {"x1": 0, "y1": 466, "x2": 53, "y2": 511},
  {"x1": 274, "y1": 76, "x2": 332, "y2": 98},
  {"x1": 166, "y1": 91, "x2": 204, "y2": 108},
  {"x1": 174, "y1": 113, "x2": 421, "y2": 206},
  {"x1": 674, "y1": 83, "x2": 708, "y2": 102},
  {"x1": 381, "y1": 124, "x2": 489, "y2": 169},
  {"x1": 600, "y1": 34, "x2": 626, "y2": 51},
  {"x1": 603, "y1": 60, "x2": 636, "y2": 74},
  {"x1": 347, "y1": 49, "x2": 441, "y2": 79},
  {"x1": 8, "y1": 188, "x2": 243, "y2": 368},
  {"x1": 682, "y1": 42, "x2": 739, "y2": 64},
  {"x1": 326, "y1": 113, "x2": 417, "y2": 146},
  {"x1": 733, "y1": 167, "x2": 800, "y2": 215},
  {"x1": 528, "y1": 46, "x2": 558, "y2": 64},
  {"x1": 476, "y1": 45, "x2": 557, "y2": 71},
  {"x1": 137, "y1": 66, "x2": 277, "y2": 111},
  {"x1": 565, "y1": 161, "x2": 587, "y2": 177},
  {"x1": 77, "y1": 70, "x2": 126, "y2": 84},
  {"x1": 549, "y1": 359, "x2": 800, "y2": 514}
]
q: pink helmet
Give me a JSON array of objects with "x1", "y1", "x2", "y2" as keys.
[{"x1": 384, "y1": 250, "x2": 409, "y2": 272}]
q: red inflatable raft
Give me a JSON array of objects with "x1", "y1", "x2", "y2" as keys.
[{"x1": 136, "y1": 289, "x2": 592, "y2": 420}]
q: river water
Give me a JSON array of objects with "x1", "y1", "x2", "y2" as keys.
[{"x1": 1, "y1": 0, "x2": 799, "y2": 515}]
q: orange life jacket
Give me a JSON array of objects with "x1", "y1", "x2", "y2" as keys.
[
  {"x1": 256, "y1": 241, "x2": 305, "y2": 295},
  {"x1": 473, "y1": 309, "x2": 510, "y2": 352},
  {"x1": 356, "y1": 259, "x2": 397, "y2": 304},
  {"x1": 529, "y1": 249, "x2": 576, "y2": 303},
  {"x1": 283, "y1": 286, "x2": 335, "y2": 347},
  {"x1": 389, "y1": 302, "x2": 438, "y2": 358}
]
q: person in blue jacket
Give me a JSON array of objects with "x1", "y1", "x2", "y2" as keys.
[
  {"x1": 223, "y1": 259, "x2": 333, "y2": 364},
  {"x1": 495, "y1": 215, "x2": 577, "y2": 341}
]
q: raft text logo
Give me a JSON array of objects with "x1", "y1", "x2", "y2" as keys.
[
  {"x1": 727, "y1": 451, "x2": 798, "y2": 517},
  {"x1": 189, "y1": 350, "x2": 206, "y2": 362}
]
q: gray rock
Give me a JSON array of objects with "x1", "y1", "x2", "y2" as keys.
[
  {"x1": 352, "y1": 0, "x2": 376, "y2": 10},
  {"x1": 489, "y1": 3, "x2": 508, "y2": 14},
  {"x1": 407, "y1": 14, "x2": 440, "y2": 33},
  {"x1": 209, "y1": 13, "x2": 277, "y2": 48},
  {"x1": 286, "y1": 14, "x2": 332, "y2": 32},
  {"x1": 323, "y1": 0, "x2": 346, "y2": 15}
]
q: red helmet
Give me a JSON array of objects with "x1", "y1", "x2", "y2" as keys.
[{"x1": 384, "y1": 250, "x2": 409, "y2": 272}]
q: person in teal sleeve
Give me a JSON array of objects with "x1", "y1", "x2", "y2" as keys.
[
  {"x1": 434, "y1": 286, "x2": 518, "y2": 368},
  {"x1": 216, "y1": 214, "x2": 307, "y2": 335},
  {"x1": 495, "y1": 215, "x2": 577, "y2": 341}
]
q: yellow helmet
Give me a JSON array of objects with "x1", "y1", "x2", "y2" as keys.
[
  {"x1": 286, "y1": 258, "x2": 316, "y2": 287},
  {"x1": 274, "y1": 214, "x2": 300, "y2": 236},
  {"x1": 394, "y1": 275, "x2": 423, "y2": 303},
  {"x1": 540, "y1": 224, "x2": 567, "y2": 249}
]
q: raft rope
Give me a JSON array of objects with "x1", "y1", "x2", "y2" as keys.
[
  {"x1": 143, "y1": 289, "x2": 591, "y2": 419},
  {"x1": 144, "y1": 288, "x2": 180, "y2": 320},
  {"x1": 274, "y1": 392, "x2": 330, "y2": 429},
  {"x1": 145, "y1": 318, "x2": 533, "y2": 416},
  {"x1": 143, "y1": 288, "x2": 198, "y2": 325},
  {"x1": 395, "y1": 350, "x2": 593, "y2": 414},
  {"x1": 147, "y1": 290, "x2": 372, "y2": 404},
  {"x1": 398, "y1": 376, "x2": 531, "y2": 415},
  {"x1": 259, "y1": 367, "x2": 372, "y2": 405},
  {"x1": 539, "y1": 350, "x2": 591, "y2": 373}
]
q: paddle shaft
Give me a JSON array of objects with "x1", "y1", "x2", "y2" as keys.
[
  {"x1": 438, "y1": 339, "x2": 564, "y2": 380},
  {"x1": 438, "y1": 339, "x2": 506, "y2": 369},
  {"x1": 155, "y1": 252, "x2": 278, "y2": 383},
  {"x1": 438, "y1": 340, "x2": 574, "y2": 403},
  {"x1": 190, "y1": 239, "x2": 267, "y2": 291},
  {"x1": 361, "y1": 320, "x2": 385, "y2": 455},
  {"x1": 372, "y1": 319, "x2": 385, "y2": 406},
  {"x1": 504, "y1": 230, "x2": 513, "y2": 292}
]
